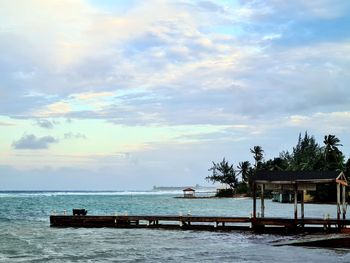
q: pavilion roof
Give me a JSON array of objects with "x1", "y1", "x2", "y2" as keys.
[
  {"x1": 183, "y1": 187, "x2": 195, "y2": 192},
  {"x1": 253, "y1": 170, "x2": 346, "y2": 185}
]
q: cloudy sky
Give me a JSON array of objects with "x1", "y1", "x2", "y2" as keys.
[{"x1": 1, "y1": 0, "x2": 350, "y2": 190}]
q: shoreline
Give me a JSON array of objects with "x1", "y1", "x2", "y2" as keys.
[{"x1": 174, "y1": 194, "x2": 249, "y2": 199}]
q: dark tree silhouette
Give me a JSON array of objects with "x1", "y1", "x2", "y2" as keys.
[
  {"x1": 323, "y1": 134, "x2": 343, "y2": 170},
  {"x1": 250, "y1": 146, "x2": 264, "y2": 169},
  {"x1": 206, "y1": 158, "x2": 238, "y2": 190},
  {"x1": 289, "y1": 132, "x2": 322, "y2": 171},
  {"x1": 237, "y1": 161, "x2": 251, "y2": 183}
]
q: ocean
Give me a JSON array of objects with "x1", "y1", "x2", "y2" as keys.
[{"x1": 0, "y1": 191, "x2": 349, "y2": 262}]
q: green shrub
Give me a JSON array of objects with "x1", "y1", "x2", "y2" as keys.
[{"x1": 216, "y1": 188, "x2": 234, "y2": 197}]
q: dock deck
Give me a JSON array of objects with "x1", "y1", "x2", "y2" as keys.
[{"x1": 50, "y1": 214, "x2": 350, "y2": 233}]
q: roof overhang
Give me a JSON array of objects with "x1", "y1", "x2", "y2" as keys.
[{"x1": 254, "y1": 171, "x2": 347, "y2": 187}]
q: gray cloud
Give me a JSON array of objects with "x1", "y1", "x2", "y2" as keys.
[
  {"x1": 12, "y1": 134, "x2": 59, "y2": 150},
  {"x1": 35, "y1": 119, "x2": 56, "y2": 129},
  {"x1": 64, "y1": 132, "x2": 87, "y2": 140}
]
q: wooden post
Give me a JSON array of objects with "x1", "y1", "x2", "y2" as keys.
[
  {"x1": 342, "y1": 184, "x2": 346, "y2": 220},
  {"x1": 253, "y1": 183, "x2": 257, "y2": 219},
  {"x1": 261, "y1": 184, "x2": 265, "y2": 218},
  {"x1": 294, "y1": 184, "x2": 298, "y2": 222},
  {"x1": 301, "y1": 190, "x2": 305, "y2": 220},
  {"x1": 337, "y1": 183, "x2": 341, "y2": 222}
]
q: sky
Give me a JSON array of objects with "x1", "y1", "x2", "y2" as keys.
[{"x1": 0, "y1": 0, "x2": 350, "y2": 190}]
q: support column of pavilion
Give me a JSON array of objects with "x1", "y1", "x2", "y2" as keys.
[
  {"x1": 252, "y1": 182, "x2": 256, "y2": 219},
  {"x1": 252, "y1": 183, "x2": 265, "y2": 218},
  {"x1": 301, "y1": 190, "x2": 305, "y2": 219},
  {"x1": 336, "y1": 182, "x2": 347, "y2": 228},
  {"x1": 252, "y1": 182, "x2": 265, "y2": 229},
  {"x1": 261, "y1": 184, "x2": 265, "y2": 218},
  {"x1": 252, "y1": 182, "x2": 261, "y2": 230},
  {"x1": 337, "y1": 183, "x2": 341, "y2": 224},
  {"x1": 294, "y1": 183, "x2": 298, "y2": 226},
  {"x1": 342, "y1": 184, "x2": 347, "y2": 220},
  {"x1": 293, "y1": 183, "x2": 305, "y2": 227}
]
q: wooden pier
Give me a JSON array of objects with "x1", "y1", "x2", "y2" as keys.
[
  {"x1": 50, "y1": 215, "x2": 250, "y2": 230},
  {"x1": 50, "y1": 171, "x2": 349, "y2": 236},
  {"x1": 50, "y1": 214, "x2": 350, "y2": 233}
]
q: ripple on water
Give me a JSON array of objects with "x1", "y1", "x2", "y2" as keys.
[{"x1": 0, "y1": 193, "x2": 350, "y2": 262}]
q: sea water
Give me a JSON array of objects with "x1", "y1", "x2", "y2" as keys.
[{"x1": 0, "y1": 191, "x2": 349, "y2": 262}]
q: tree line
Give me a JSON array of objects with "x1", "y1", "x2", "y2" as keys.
[{"x1": 206, "y1": 132, "x2": 350, "y2": 199}]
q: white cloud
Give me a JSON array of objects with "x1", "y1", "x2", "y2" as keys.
[
  {"x1": 298, "y1": 0, "x2": 350, "y2": 19},
  {"x1": 0, "y1": 121, "x2": 15, "y2": 126},
  {"x1": 0, "y1": 0, "x2": 95, "y2": 68},
  {"x1": 285, "y1": 111, "x2": 350, "y2": 134},
  {"x1": 262, "y1": 33, "x2": 281, "y2": 41},
  {"x1": 239, "y1": 0, "x2": 350, "y2": 21},
  {"x1": 71, "y1": 92, "x2": 114, "y2": 100},
  {"x1": 33, "y1": 102, "x2": 72, "y2": 117},
  {"x1": 287, "y1": 115, "x2": 311, "y2": 126}
]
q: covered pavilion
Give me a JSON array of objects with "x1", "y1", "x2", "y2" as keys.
[
  {"x1": 183, "y1": 187, "x2": 196, "y2": 198},
  {"x1": 252, "y1": 171, "x2": 348, "y2": 222}
]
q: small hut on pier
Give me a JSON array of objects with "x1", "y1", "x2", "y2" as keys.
[
  {"x1": 252, "y1": 171, "x2": 348, "y2": 221},
  {"x1": 183, "y1": 188, "x2": 195, "y2": 198}
]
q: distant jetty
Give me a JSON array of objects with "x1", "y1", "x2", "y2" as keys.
[
  {"x1": 152, "y1": 184, "x2": 215, "y2": 191},
  {"x1": 153, "y1": 186, "x2": 189, "y2": 191}
]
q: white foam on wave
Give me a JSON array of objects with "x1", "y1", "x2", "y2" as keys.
[
  {"x1": 0, "y1": 188, "x2": 217, "y2": 197},
  {"x1": 0, "y1": 190, "x2": 185, "y2": 197}
]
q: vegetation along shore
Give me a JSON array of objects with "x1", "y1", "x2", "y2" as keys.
[{"x1": 207, "y1": 132, "x2": 349, "y2": 201}]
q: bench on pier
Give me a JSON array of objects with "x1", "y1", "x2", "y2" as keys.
[{"x1": 73, "y1": 209, "x2": 88, "y2": 216}]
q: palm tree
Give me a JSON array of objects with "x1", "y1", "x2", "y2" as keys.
[
  {"x1": 323, "y1": 134, "x2": 343, "y2": 170},
  {"x1": 324, "y1": 134, "x2": 342, "y2": 155},
  {"x1": 237, "y1": 161, "x2": 251, "y2": 183},
  {"x1": 250, "y1": 146, "x2": 264, "y2": 169}
]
